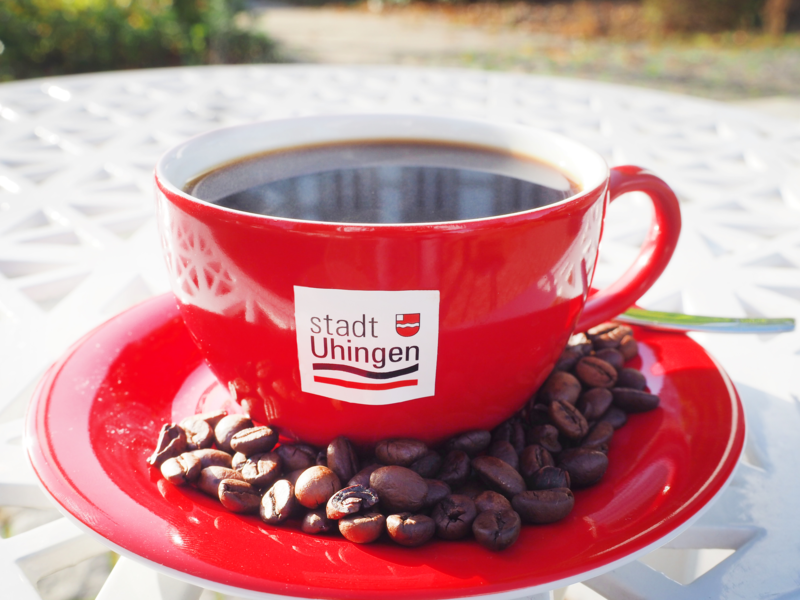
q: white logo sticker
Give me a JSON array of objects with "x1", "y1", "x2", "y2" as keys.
[{"x1": 294, "y1": 286, "x2": 440, "y2": 405}]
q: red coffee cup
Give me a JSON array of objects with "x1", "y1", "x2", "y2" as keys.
[{"x1": 155, "y1": 114, "x2": 680, "y2": 446}]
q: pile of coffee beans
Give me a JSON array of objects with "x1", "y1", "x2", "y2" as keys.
[{"x1": 148, "y1": 321, "x2": 659, "y2": 551}]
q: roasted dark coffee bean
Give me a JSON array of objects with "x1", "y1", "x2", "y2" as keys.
[
  {"x1": 454, "y1": 479, "x2": 487, "y2": 500},
  {"x1": 612, "y1": 388, "x2": 660, "y2": 413},
  {"x1": 232, "y1": 452, "x2": 247, "y2": 471},
  {"x1": 147, "y1": 423, "x2": 187, "y2": 467},
  {"x1": 432, "y1": 495, "x2": 477, "y2": 540},
  {"x1": 512, "y1": 488, "x2": 574, "y2": 524},
  {"x1": 339, "y1": 511, "x2": 386, "y2": 544},
  {"x1": 594, "y1": 348, "x2": 625, "y2": 371},
  {"x1": 240, "y1": 452, "x2": 281, "y2": 488},
  {"x1": 616, "y1": 368, "x2": 647, "y2": 391},
  {"x1": 558, "y1": 448, "x2": 608, "y2": 487},
  {"x1": 586, "y1": 322, "x2": 618, "y2": 339},
  {"x1": 576, "y1": 388, "x2": 614, "y2": 421},
  {"x1": 261, "y1": 479, "x2": 295, "y2": 524},
  {"x1": 386, "y1": 513, "x2": 436, "y2": 547},
  {"x1": 487, "y1": 440, "x2": 519, "y2": 471},
  {"x1": 525, "y1": 425, "x2": 562, "y2": 453},
  {"x1": 474, "y1": 490, "x2": 512, "y2": 513},
  {"x1": 575, "y1": 356, "x2": 618, "y2": 388},
  {"x1": 326, "y1": 485, "x2": 380, "y2": 520},
  {"x1": 182, "y1": 419, "x2": 214, "y2": 451},
  {"x1": 590, "y1": 323, "x2": 633, "y2": 350},
  {"x1": 214, "y1": 415, "x2": 253, "y2": 453},
  {"x1": 327, "y1": 436, "x2": 359, "y2": 483},
  {"x1": 295, "y1": 466, "x2": 342, "y2": 509},
  {"x1": 374, "y1": 438, "x2": 428, "y2": 466},
  {"x1": 619, "y1": 334, "x2": 639, "y2": 360},
  {"x1": 582, "y1": 421, "x2": 614, "y2": 451},
  {"x1": 527, "y1": 466, "x2": 571, "y2": 490},
  {"x1": 160, "y1": 452, "x2": 201, "y2": 485},
  {"x1": 190, "y1": 448, "x2": 233, "y2": 469},
  {"x1": 554, "y1": 347, "x2": 583, "y2": 372},
  {"x1": 301, "y1": 508, "x2": 333, "y2": 534},
  {"x1": 230, "y1": 426, "x2": 278, "y2": 456},
  {"x1": 599, "y1": 405, "x2": 628, "y2": 429},
  {"x1": 409, "y1": 451, "x2": 442, "y2": 479},
  {"x1": 369, "y1": 466, "x2": 428, "y2": 513},
  {"x1": 197, "y1": 466, "x2": 244, "y2": 496},
  {"x1": 423, "y1": 479, "x2": 451, "y2": 507},
  {"x1": 445, "y1": 430, "x2": 491, "y2": 457},
  {"x1": 549, "y1": 399, "x2": 589, "y2": 440},
  {"x1": 567, "y1": 332, "x2": 593, "y2": 355},
  {"x1": 276, "y1": 443, "x2": 318, "y2": 472},
  {"x1": 180, "y1": 410, "x2": 227, "y2": 430},
  {"x1": 472, "y1": 456, "x2": 526, "y2": 498},
  {"x1": 218, "y1": 479, "x2": 261, "y2": 513},
  {"x1": 519, "y1": 444, "x2": 555, "y2": 480},
  {"x1": 491, "y1": 419, "x2": 525, "y2": 454},
  {"x1": 472, "y1": 509, "x2": 522, "y2": 551},
  {"x1": 537, "y1": 371, "x2": 581, "y2": 405},
  {"x1": 437, "y1": 450, "x2": 471, "y2": 489},
  {"x1": 348, "y1": 464, "x2": 382, "y2": 488}
]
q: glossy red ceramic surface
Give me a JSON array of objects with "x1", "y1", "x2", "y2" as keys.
[
  {"x1": 156, "y1": 116, "x2": 681, "y2": 447},
  {"x1": 27, "y1": 294, "x2": 743, "y2": 600}
]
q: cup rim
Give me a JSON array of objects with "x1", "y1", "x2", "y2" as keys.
[{"x1": 155, "y1": 114, "x2": 610, "y2": 228}]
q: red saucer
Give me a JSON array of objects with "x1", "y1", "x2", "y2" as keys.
[{"x1": 26, "y1": 294, "x2": 745, "y2": 599}]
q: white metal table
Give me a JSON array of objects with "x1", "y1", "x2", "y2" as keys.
[{"x1": 1, "y1": 65, "x2": 799, "y2": 600}]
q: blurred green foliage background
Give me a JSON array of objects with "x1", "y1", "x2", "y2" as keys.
[{"x1": 0, "y1": 0, "x2": 279, "y2": 81}]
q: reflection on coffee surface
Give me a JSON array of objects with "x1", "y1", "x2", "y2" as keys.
[{"x1": 186, "y1": 141, "x2": 581, "y2": 224}]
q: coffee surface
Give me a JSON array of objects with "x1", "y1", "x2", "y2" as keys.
[{"x1": 186, "y1": 141, "x2": 581, "y2": 224}]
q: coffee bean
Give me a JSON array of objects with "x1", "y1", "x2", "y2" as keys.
[
  {"x1": 472, "y1": 509, "x2": 522, "y2": 551},
  {"x1": 527, "y1": 403, "x2": 552, "y2": 426},
  {"x1": 232, "y1": 452, "x2": 247, "y2": 471},
  {"x1": 454, "y1": 480, "x2": 487, "y2": 500},
  {"x1": 284, "y1": 468, "x2": 306, "y2": 487},
  {"x1": 575, "y1": 356, "x2": 618, "y2": 388},
  {"x1": 537, "y1": 371, "x2": 581, "y2": 405},
  {"x1": 261, "y1": 479, "x2": 296, "y2": 524},
  {"x1": 182, "y1": 419, "x2": 214, "y2": 451},
  {"x1": 160, "y1": 452, "x2": 201, "y2": 485},
  {"x1": 189, "y1": 448, "x2": 233, "y2": 470},
  {"x1": 567, "y1": 332, "x2": 593, "y2": 355},
  {"x1": 437, "y1": 450, "x2": 471, "y2": 489},
  {"x1": 554, "y1": 347, "x2": 583, "y2": 372},
  {"x1": 599, "y1": 406, "x2": 628, "y2": 429},
  {"x1": 587, "y1": 322, "x2": 618, "y2": 338},
  {"x1": 558, "y1": 448, "x2": 608, "y2": 487},
  {"x1": 619, "y1": 334, "x2": 638, "y2": 360},
  {"x1": 594, "y1": 348, "x2": 625, "y2": 371},
  {"x1": 590, "y1": 323, "x2": 632, "y2": 350},
  {"x1": 374, "y1": 439, "x2": 428, "y2": 466},
  {"x1": 519, "y1": 445, "x2": 555, "y2": 481},
  {"x1": 474, "y1": 490, "x2": 512, "y2": 513},
  {"x1": 576, "y1": 388, "x2": 613, "y2": 421},
  {"x1": 301, "y1": 508, "x2": 333, "y2": 534},
  {"x1": 612, "y1": 388, "x2": 660, "y2": 413},
  {"x1": 527, "y1": 466, "x2": 570, "y2": 490},
  {"x1": 197, "y1": 466, "x2": 243, "y2": 497},
  {"x1": 423, "y1": 479, "x2": 451, "y2": 508},
  {"x1": 386, "y1": 513, "x2": 436, "y2": 547},
  {"x1": 326, "y1": 485, "x2": 380, "y2": 520},
  {"x1": 432, "y1": 495, "x2": 477, "y2": 540},
  {"x1": 409, "y1": 451, "x2": 442, "y2": 479},
  {"x1": 147, "y1": 423, "x2": 187, "y2": 467},
  {"x1": 214, "y1": 415, "x2": 253, "y2": 453},
  {"x1": 487, "y1": 440, "x2": 519, "y2": 471},
  {"x1": 445, "y1": 430, "x2": 491, "y2": 457},
  {"x1": 471, "y1": 456, "x2": 526, "y2": 498},
  {"x1": 549, "y1": 400, "x2": 589, "y2": 440},
  {"x1": 491, "y1": 419, "x2": 525, "y2": 454},
  {"x1": 348, "y1": 464, "x2": 381, "y2": 488},
  {"x1": 180, "y1": 410, "x2": 227, "y2": 430},
  {"x1": 369, "y1": 466, "x2": 428, "y2": 513},
  {"x1": 525, "y1": 424, "x2": 562, "y2": 453},
  {"x1": 240, "y1": 452, "x2": 281, "y2": 488},
  {"x1": 327, "y1": 436, "x2": 359, "y2": 483},
  {"x1": 230, "y1": 426, "x2": 278, "y2": 456},
  {"x1": 616, "y1": 368, "x2": 647, "y2": 391},
  {"x1": 582, "y1": 421, "x2": 614, "y2": 451},
  {"x1": 218, "y1": 479, "x2": 260, "y2": 513},
  {"x1": 276, "y1": 443, "x2": 318, "y2": 472},
  {"x1": 295, "y1": 466, "x2": 342, "y2": 509},
  {"x1": 512, "y1": 488, "x2": 574, "y2": 524},
  {"x1": 339, "y1": 511, "x2": 386, "y2": 544}
]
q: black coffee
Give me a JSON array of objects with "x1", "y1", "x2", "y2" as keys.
[{"x1": 186, "y1": 140, "x2": 580, "y2": 224}]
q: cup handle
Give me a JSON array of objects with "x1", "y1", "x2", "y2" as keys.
[{"x1": 575, "y1": 165, "x2": 682, "y2": 332}]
